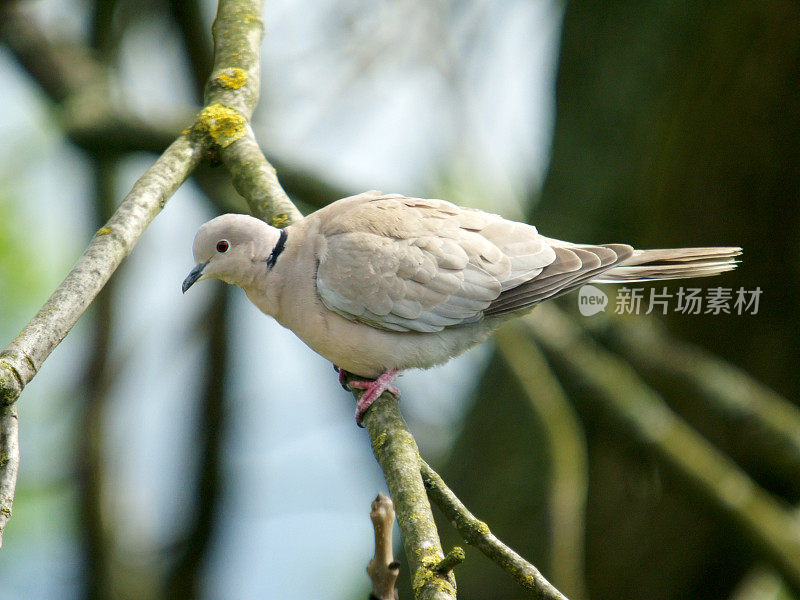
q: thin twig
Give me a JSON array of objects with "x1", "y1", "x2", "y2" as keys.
[
  {"x1": 433, "y1": 548, "x2": 465, "y2": 575},
  {"x1": 420, "y1": 461, "x2": 569, "y2": 600},
  {"x1": 368, "y1": 493, "x2": 400, "y2": 600}
]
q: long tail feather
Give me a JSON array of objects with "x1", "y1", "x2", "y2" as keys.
[{"x1": 592, "y1": 247, "x2": 742, "y2": 283}]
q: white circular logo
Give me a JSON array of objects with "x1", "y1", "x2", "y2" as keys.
[{"x1": 577, "y1": 285, "x2": 608, "y2": 316}]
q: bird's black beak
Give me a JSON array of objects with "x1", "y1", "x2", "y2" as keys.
[{"x1": 182, "y1": 261, "x2": 208, "y2": 293}]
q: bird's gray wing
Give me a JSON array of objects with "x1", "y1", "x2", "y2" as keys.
[{"x1": 314, "y1": 195, "x2": 556, "y2": 332}]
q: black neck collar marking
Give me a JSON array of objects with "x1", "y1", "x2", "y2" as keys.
[{"x1": 266, "y1": 229, "x2": 288, "y2": 269}]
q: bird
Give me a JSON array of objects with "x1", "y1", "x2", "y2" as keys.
[{"x1": 182, "y1": 191, "x2": 740, "y2": 424}]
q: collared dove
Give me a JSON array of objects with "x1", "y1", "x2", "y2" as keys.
[{"x1": 183, "y1": 191, "x2": 740, "y2": 423}]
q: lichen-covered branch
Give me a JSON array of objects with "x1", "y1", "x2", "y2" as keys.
[
  {"x1": 203, "y1": 6, "x2": 451, "y2": 595},
  {"x1": 525, "y1": 305, "x2": 800, "y2": 592},
  {"x1": 205, "y1": 0, "x2": 263, "y2": 119},
  {"x1": 0, "y1": 10, "x2": 559, "y2": 600},
  {"x1": 433, "y1": 547, "x2": 465, "y2": 575},
  {"x1": 420, "y1": 461, "x2": 569, "y2": 600},
  {"x1": 355, "y1": 387, "x2": 456, "y2": 600},
  {"x1": 199, "y1": 1, "x2": 303, "y2": 227},
  {"x1": 368, "y1": 493, "x2": 400, "y2": 600}
]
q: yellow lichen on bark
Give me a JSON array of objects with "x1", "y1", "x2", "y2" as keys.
[
  {"x1": 195, "y1": 104, "x2": 246, "y2": 148},
  {"x1": 216, "y1": 67, "x2": 248, "y2": 89}
]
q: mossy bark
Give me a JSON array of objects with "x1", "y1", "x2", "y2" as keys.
[{"x1": 360, "y1": 392, "x2": 457, "y2": 600}]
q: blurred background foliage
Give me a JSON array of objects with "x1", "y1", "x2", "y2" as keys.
[{"x1": 0, "y1": 1, "x2": 798, "y2": 599}]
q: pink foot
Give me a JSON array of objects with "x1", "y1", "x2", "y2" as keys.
[{"x1": 346, "y1": 369, "x2": 400, "y2": 426}]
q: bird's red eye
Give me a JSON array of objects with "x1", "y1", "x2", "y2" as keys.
[{"x1": 216, "y1": 240, "x2": 229, "y2": 253}]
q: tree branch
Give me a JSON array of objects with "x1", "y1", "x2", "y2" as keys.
[
  {"x1": 0, "y1": 11, "x2": 561, "y2": 600},
  {"x1": 205, "y1": 0, "x2": 263, "y2": 120},
  {"x1": 0, "y1": 134, "x2": 202, "y2": 404},
  {"x1": 0, "y1": 5, "x2": 282, "y2": 548},
  {"x1": 2, "y1": 2, "x2": 450, "y2": 596},
  {"x1": 352, "y1": 385, "x2": 456, "y2": 600},
  {"x1": 196, "y1": 0, "x2": 303, "y2": 227},
  {"x1": 433, "y1": 548, "x2": 465, "y2": 575},
  {"x1": 420, "y1": 461, "x2": 568, "y2": 600},
  {"x1": 201, "y1": 7, "x2": 455, "y2": 599}
]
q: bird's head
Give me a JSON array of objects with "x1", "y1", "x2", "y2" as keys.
[{"x1": 182, "y1": 213, "x2": 283, "y2": 293}]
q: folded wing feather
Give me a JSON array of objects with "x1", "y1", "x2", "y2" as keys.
[{"x1": 314, "y1": 194, "x2": 629, "y2": 332}]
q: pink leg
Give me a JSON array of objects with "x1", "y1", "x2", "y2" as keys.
[{"x1": 346, "y1": 369, "x2": 400, "y2": 426}]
